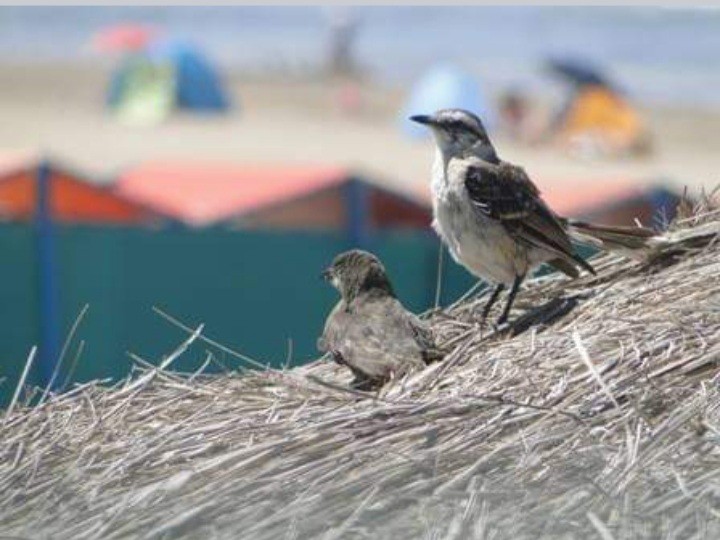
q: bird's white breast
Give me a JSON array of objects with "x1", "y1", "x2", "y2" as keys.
[{"x1": 430, "y1": 154, "x2": 526, "y2": 285}]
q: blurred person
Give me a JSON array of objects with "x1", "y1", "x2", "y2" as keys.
[
  {"x1": 324, "y1": 7, "x2": 366, "y2": 116},
  {"x1": 326, "y1": 7, "x2": 360, "y2": 78},
  {"x1": 497, "y1": 88, "x2": 548, "y2": 144}
]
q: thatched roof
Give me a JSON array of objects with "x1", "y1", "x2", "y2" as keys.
[{"x1": 2, "y1": 197, "x2": 720, "y2": 539}]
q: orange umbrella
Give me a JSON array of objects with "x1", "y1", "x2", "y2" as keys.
[{"x1": 92, "y1": 23, "x2": 158, "y2": 52}]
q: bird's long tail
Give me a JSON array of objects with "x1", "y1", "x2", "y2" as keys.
[{"x1": 566, "y1": 219, "x2": 659, "y2": 258}]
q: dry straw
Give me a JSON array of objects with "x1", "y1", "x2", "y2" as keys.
[{"x1": 2, "y1": 192, "x2": 720, "y2": 539}]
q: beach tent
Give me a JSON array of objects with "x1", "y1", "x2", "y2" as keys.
[
  {"x1": 146, "y1": 39, "x2": 230, "y2": 111},
  {"x1": 106, "y1": 39, "x2": 231, "y2": 125},
  {"x1": 546, "y1": 58, "x2": 650, "y2": 156},
  {"x1": 0, "y1": 155, "x2": 164, "y2": 224},
  {"x1": 400, "y1": 64, "x2": 495, "y2": 139},
  {"x1": 548, "y1": 59, "x2": 613, "y2": 89},
  {"x1": 115, "y1": 161, "x2": 432, "y2": 232}
]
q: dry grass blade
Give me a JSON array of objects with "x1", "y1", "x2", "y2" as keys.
[
  {"x1": 3, "y1": 347, "x2": 37, "y2": 426},
  {"x1": 573, "y1": 330, "x2": 621, "y2": 410},
  {"x1": 38, "y1": 304, "x2": 89, "y2": 405}
]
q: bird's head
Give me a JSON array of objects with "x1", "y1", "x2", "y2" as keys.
[
  {"x1": 410, "y1": 108, "x2": 497, "y2": 161},
  {"x1": 322, "y1": 249, "x2": 395, "y2": 301}
]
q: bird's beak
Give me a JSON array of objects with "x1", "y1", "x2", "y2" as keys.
[
  {"x1": 409, "y1": 114, "x2": 436, "y2": 127},
  {"x1": 321, "y1": 268, "x2": 332, "y2": 281}
]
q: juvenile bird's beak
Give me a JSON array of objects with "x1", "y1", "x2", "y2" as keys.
[
  {"x1": 321, "y1": 268, "x2": 332, "y2": 281},
  {"x1": 409, "y1": 114, "x2": 435, "y2": 126}
]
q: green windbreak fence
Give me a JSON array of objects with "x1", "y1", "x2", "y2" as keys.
[{"x1": 0, "y1": 224, "x2": 477, "y2": 407}]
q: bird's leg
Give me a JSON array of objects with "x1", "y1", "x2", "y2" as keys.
[
  {"x1": 480, "y1": 283, "x2": 505, "y2": 323},
  {"x1": 497, "y1": 274, "x2": 525, "y2": 326}
]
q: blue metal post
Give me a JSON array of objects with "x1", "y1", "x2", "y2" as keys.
[
  {"x1": 35, "y1": 160, "x2": 60, "y2": 390},
  {"x1": 343, "y1": 178, "x2": 370, "y2": 248}
]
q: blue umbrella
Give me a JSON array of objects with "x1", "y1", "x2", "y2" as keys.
[
  {"x1": 400, "y1": 64, "x2": 495, "y2": 139},
  {"x1": 547, "y1": 58, "x2": 612, "y2": 89}
]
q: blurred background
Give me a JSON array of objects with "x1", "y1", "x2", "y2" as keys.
[{"x1": 1, "y1": 6, "x2": 719, "y2": 404}]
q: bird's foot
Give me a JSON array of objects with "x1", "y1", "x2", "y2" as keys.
[
  {"x1": 477, "y1": 315, "x2": 497, "y2": 337},
  {"x1": 477, "y1": 314, "x2": 509, "y2": 337},
  {"x1": 489, "y1": 317, "x2": 513, "y2": 337}
]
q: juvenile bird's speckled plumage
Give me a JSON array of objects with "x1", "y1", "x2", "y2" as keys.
[{"x1": 318, "y1": 250, "x2": 442, "y2": 390}]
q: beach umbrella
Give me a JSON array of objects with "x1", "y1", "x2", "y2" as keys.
[
  {"x1": 92, "y1": 24, "x2": 158, "y2": 53},
  {"x1": 547, "y1": 58, "x2": 612, "y2": 89},
  {"x1": 400, "y1": 64, "x2": 495, "y2": 139}
]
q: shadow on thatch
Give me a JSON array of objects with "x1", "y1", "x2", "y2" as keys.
[{"x1": 2, "y1": 192, "x2": 720, "y2": 539}]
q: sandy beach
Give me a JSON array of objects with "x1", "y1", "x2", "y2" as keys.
[{"x1": 1, "y1": 61, "x2": 719, "y2": 201}]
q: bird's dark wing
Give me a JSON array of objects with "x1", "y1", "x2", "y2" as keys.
[{"x1": 464, "y1": 161, "x2": 595, "y2": 275}]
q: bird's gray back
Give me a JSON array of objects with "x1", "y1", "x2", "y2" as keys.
[{"x1": 319, "y1": 295, "x2": 429, "y2": 379}]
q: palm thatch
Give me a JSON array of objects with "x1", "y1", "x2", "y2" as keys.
[{"x1": 2, "y1": 194, "x2": 720, "y2": 539}]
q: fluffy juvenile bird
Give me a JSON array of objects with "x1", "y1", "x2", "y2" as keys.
[
  {"x1": 411, "y1": 108, "x2": 655, "y2": 325},
  {"x1": 318, "y1": 250, "x2": 441, "y2": 390}
]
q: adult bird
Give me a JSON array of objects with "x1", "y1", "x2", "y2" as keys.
[
  {"x1": 318, "y1": 250, "x2": 442, "y2": 390},
  {"x1": 411, "y1": 108, "x2": 655, "y2": 325}
]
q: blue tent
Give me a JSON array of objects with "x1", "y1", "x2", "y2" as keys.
[
  {"x1": 400, "y1": 65, "x2": 494, "y2": 139},
  {"x1": 106, "y1": 38, "x2": 231, "y2": 119},
  {"x1": 147, "y1": 39, "x2": 230, "y2": 111}
]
